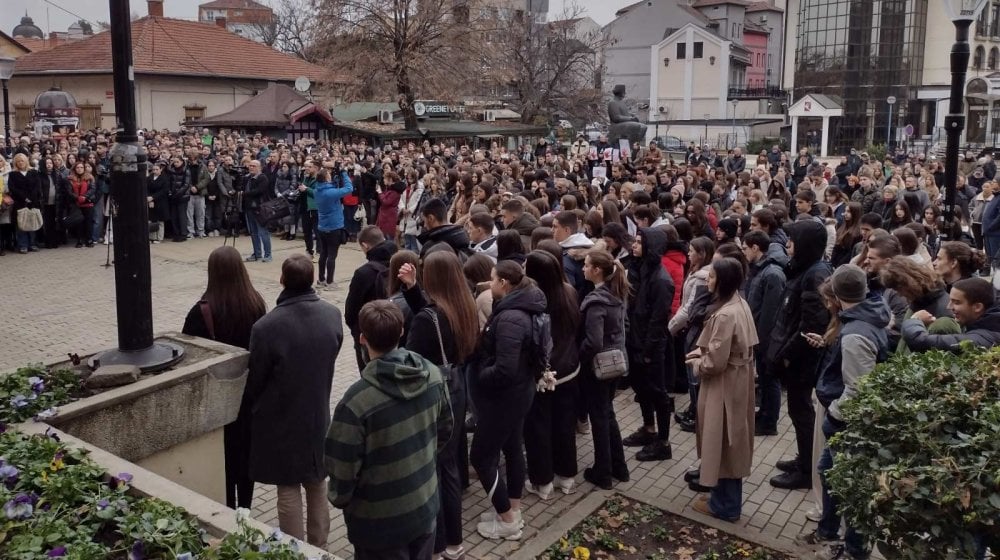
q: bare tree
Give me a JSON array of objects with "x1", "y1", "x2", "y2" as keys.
[
  {"x1": 311, "y1": 0, "x2": 488, "y2": 130},
  {"x1": 495, "y1": 2, "x2": 614, "y2": 125},
  {"x1": 247, "y1": 0, "x2": 318, "y2": 61}
]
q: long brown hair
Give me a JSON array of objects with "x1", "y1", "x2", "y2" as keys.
[
  {"x1": 818, "y1": 278, "x2": 842, "y2": 346},
  {"x1": 421, "y1": 251, "x2": 480, "y2": 362},
  {"x1": 586, "y1": 249, "x2": 629, "y2": 301},
  {"x1": 203, "y1": 246, "x2": 266, "y2": 347}
]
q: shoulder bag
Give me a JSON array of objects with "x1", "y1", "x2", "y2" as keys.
[
  {"x1": 428, "y1": 309, "x2": 460, "y2": 395},
  {"x1": 17, "y1": 207, "x2": 43, "y2": 232},
  {"x1": 254, "y1": 196, "x2": 290, "y2": 224},
  {"x1": 592, "y1": 304, "x2": 628, "y2": 381}
]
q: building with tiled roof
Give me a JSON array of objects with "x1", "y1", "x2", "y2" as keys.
[
  {"x1": 197, "y1": 0, "x2": 274, "y2": 42},
  {"x1": 5, "y1": 0, "x2": 340, "y2": 132}
]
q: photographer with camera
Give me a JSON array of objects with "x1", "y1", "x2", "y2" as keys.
[
  {"x1": 242, "y1": 160, "x2": 273, "y2": 262},
  {"x1": 309, "y1": 160, "x2": 354, "y2": 288}
]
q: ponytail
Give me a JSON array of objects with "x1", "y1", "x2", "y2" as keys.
[{"x1": 586, "y1": 249, "x2": 630, "y2": 301}]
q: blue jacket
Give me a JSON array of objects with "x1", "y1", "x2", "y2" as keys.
[
  {"x1": 315, "y1": 171, "x2": 354, "y2": 232},
  {"x1": 815, "y1": 298, "x2": 891, "y2": 421}
]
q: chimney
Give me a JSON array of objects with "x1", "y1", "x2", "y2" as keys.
[
  {"x1": 48, "y1": 31, "x2": 59, "y2": 47},
  {"x1": 215, "y1": 16, "x2": 227, "y2": 28},
  {"x1": 148, "y1": 0, "x2": 164, "y2": 18}
]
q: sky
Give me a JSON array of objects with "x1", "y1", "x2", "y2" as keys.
[{"x1": 0, "y1": 0, "x2": 629, "y2": 37}]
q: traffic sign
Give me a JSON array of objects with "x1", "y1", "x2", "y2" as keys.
[
  {"x1": 904, "y1": 124, "x2": 915, "y2": 137},
  {"x1": 887, "y1": 96, "x2": 897, "y2": 105}
]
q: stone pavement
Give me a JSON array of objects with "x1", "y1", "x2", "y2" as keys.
[{"x1": 0, "y1": 236, "x2": 818, "y2": 559}]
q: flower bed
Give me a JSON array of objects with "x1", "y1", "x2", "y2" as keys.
[
  {"x1": 0, "y1": 365, "x2": 326, "y2": 559},
  {"x1": 542, "y1": 495, "x2": 793, "y2": 560}
]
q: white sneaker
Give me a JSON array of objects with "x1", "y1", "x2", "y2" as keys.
[
  {"x1": 805, "y1": 507, "x2": 822, "y2": 522},
  {"x1": 554, "y1": 475, "x2": 576, "y2": 495},
  {"x1": 525, "y1": 482, "x2": 553, "y2": 501},
  {"x1": 576, "y1": 420, "x2": 591, "y2": 434},
  {"x1": 317, "y1": 281, "x2": 328, "y2": 289},
  {"x1": 476, "y1": 515, "x2": 523, "y2": 540},
  {"x1": 479, "y1": 509, "x2": 524, "y2": 529}
]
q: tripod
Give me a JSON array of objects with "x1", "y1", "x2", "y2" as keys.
[{"x1": 101, "y1": 196, "x2": 115, "y2": 269}]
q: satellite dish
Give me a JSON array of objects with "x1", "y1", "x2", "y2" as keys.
[{"x1": 294, "y1": 76, "x2": 311, "y2": 92}]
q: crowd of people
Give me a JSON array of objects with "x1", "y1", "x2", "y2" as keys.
[{"x1": 4, "y1": 126, "x2": 999, "y2": 560}]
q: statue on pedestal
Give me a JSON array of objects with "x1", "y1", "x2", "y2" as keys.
[{"x1": 607, "y1": 84, "x2": 647, "y2": 146}]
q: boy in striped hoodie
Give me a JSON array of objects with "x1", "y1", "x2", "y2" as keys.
[{"x1": 326, "y1": 300, "x2": 454, "y2": 560}]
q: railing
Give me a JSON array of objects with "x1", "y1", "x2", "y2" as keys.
[{"x1": 727, "y1": 86, "x2": 787, "y2": 100}]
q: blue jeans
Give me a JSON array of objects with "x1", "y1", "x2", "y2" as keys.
[
  {"x1": 16, "y1": 229, "x2": 35, "y2": 250},
  {"x1": 818, "y1": 416, "x2": 869, "y2": 559},
  {"x1": 403, "y1": 233, "x2": 420, "y2": 253},
  {"x1": 245, "y1": 213, "x2": 271, "y2": 259},
  {"x1": 708, "y1": 478, "x2": 742, "y2": 521}
]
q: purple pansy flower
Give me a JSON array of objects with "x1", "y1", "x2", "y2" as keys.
[
  {"x1": 46, "y1": 546, "x2": 67, "y2": 557},
  {"x1": 10, "y1": 395, "x2": 28, "y2": 408},
  {"x1": 0, "y1": 463, "x2": 20, "y2": 484},
  {"x1": 97, "y1": 499, "x2": 109, "y2": 510},
  {"x1": 4, "y1": 493, "x2": 36, "y2": 520},
  {"x1": 27, "y1": 376, "x2": 45, "y2": 393},
  {"x1": 128, "y1": 540, "x2": 145, "y2": 560}
]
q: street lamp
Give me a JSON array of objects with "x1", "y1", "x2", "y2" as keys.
[
  {"x1": 942, "y1": 0, "x2": 989, "y2": 242},
  {"x1": 704, "y1": 113, "x2": 710, "y2": 146},
  {"x1": 0, "y1": 57, "x2": 15, "y2": 158},
  {"x1": 731, "y1": 100, "x2": 738, "y2": 149}
]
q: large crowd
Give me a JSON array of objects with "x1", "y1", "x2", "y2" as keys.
[{"x1": 2, "y1": 127, "x2": 999, "y2": 560}]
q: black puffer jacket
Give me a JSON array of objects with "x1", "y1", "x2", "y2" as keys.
[
  {"x1": 628, "y1": 227, "x2": 675, "y2": 362},
  {"x1": 418, "y1": 224, "x2": 472, "y2": 259},
  {"x1": 166, "y1": 165, "x2": 191, "y2": 203},
  {"x1": 472, "y1": 284, "x2": 547, "y2": 402},
  {"x1": 345, "y1": 240, "x2": 397, "y2": 335},
  {"x1": 767, "y1": 219, "x2": 832, "y2": 387}
]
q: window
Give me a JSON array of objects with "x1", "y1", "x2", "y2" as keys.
[
  {"x1": 990, "y1": 47, "x2": 999, "y2": 70},
  {"x1": 978, "y1": 6, "x2": 989, "y2": 36},
  {"x1": 975, "y1": 46, "x2": 985, "y2": 69},
  {"x1": 693, "y1": 42, "x2": 703, "y2": 59},
  {"x1": 677, "y1": 42, "x2": 687, "y2": 59},
  {"x1": 184, "y1": 106, "x2": 206, "y2": 122},
  {"x1": 991, "y1": 4, "x2": 1000, "y2": 37}
]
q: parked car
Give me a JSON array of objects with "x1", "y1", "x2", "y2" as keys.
[{"x1": 652, "y1": 135, "x2": 685, "y2": 152}]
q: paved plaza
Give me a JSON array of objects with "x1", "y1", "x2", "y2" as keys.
[{"x1": 0, "y1": 237, "x2": 817, "y2": 559}]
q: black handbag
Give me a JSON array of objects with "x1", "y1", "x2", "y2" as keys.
[
  {"x1": 254, "y1": 196, "x2": 290, "y2": 224},
  {"x1": 61, "y1": 205, "x2": 84, "y2": 230}
]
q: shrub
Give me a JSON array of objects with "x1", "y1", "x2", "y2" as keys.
[{"x1": 827, "y1": 344, "x2": 1000, "y2": 558}]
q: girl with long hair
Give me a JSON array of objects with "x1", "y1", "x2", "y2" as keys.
[
  {"x1": 182, "y1": 246, "x2": 267, "y2": 510},
  {"x1": 397, "y1": 251, "x2": 479, "y2": 559},
  {"x1": 934, "y1": 241, "x2": 988, "y2": 288},
  {"x1": 669, "y1": 236, "x2": 716, "y2": 430},
  {"x1": 831, "y1": 202, "x2": 862, "y2": 267},
  {"x1": 685, "y1": 257, "x2": 757, "y2": 522},
  {"x1": 579, "y1": 249, "x2": 631, "y2": 488},
  {"x1": 523, "y1": 250, "x2": 582, "y2": 499},
  {"x1": 67, "y1": 161, "x2": 95, "y2": 248}
]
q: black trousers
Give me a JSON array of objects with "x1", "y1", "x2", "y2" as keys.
[
  {"x1": 523, "y1": 377, "x2": 579, "y2": 485},
  {"x1": 580, "y1": 371, "x2": 627, "y2": 480},
  {"x1": 170, "y1": 201, "x2": 188, "y2": 239},
  {"x1": 223, "y1": 411, "x2": 254, "y2": 509},
  {"x1": 435, "y1": 375, "x2": 467, "y2": 553},
  {"x1": 41, "y1": 204, "x2": 59, "y2": 247},
  {"x1": 630, "y1": 354, "x2": 673, "y2": 440},
  {"x1": 470, "y1": 385, "x2": 533, "y2": 513},
  {"x1": 355, "y1": 532, "x2": 434, "y2": 560},
  {"x1": 302, "y1": 209, "x2": 318, "y2": 254},
  {"x1": 205, "y1": 198, "x2": 223, "y2": 232},
  {"x1": 76, "y1": 207, "x2": 93, "y2": 244},
  {"x1": 786, "y1": 381, "x2": 815, "y2": 474},
  {"x1": 317, "y1": 229, "x2": 344, "y2": 283}
]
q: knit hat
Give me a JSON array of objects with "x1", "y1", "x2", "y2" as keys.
[
  {"x1": 717, "y1": 218, "x2": 739, "y2": 240},
  {"x1": 831, "y1": 264, "x2": 868, "y2": 303}
]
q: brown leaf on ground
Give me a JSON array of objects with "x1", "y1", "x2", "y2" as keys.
[{"x1": 676, "y1": 546, "x2": 696, "y2": 560}]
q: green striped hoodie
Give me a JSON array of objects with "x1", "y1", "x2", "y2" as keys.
[{"x1": 326, "y1": 348, "x2": 453, "y2": 549}]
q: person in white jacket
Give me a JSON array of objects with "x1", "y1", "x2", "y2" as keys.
[{"x1": 399, "y1": 170, "x2": 425, "y2": 252}]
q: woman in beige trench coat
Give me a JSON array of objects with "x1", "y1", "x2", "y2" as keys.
[{"x1": 686, "y1": 257, "x2": 759, "y2": 522}]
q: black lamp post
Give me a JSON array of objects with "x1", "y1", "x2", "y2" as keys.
[
  {"x1": 0, "y1": 57, "x2": 14, "y2": 158},
  {"x1": 89, "y1": 0, "x2": 183, "y2": 372},
  {"x1": 942, "y1": 0, "x2": 989, "y2": 241}
]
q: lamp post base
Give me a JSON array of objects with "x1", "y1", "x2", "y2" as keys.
[{"x1": 88, "y1": 341, "x2": 186, "y2": 374}]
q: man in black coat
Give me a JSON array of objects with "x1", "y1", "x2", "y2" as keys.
[
  {"x1": 417, "y1": 198, "x2": 471, "y2": 259},
  {"x1": 245, "y1": 255, "x2": 343, "y2": 547},
  {"x1": 623, "y1": 227, "x2": 676, "y2": 462},
  {"x1": 242, "y1": 160, "x2": 273, "y2": 262},
  {"x1": 345, "y1": 225, "x2": 398, "y2": 369},
  {"x1": 766, "y1": 220, "x2": 831, "y2": 490}
]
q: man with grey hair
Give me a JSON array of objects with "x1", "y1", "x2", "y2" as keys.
[{"x1": 242, "y1": 159, "x2": 273, "y2": 263}]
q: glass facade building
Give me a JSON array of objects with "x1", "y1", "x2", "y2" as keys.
[{"x1": 792, "y1": 0, "x2": 928, "y2": 154}]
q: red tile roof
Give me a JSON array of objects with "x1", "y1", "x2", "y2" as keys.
[
  {"x1": 12, "y1": 16, "x2": 339, "y2": 84},
  {"x1": 198, "y1": 0, "x2": 270, "y2": 9}
]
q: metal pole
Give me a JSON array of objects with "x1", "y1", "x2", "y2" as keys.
[
  {"x1": 1, "y1": 79, "x2": 10, "y2": 157},
  {"x1": 91, "y1": 0, "x2": 183, "y2": 372},
  {"x1": 731, "y1": 103, "x2": 737, "y2": 148},
  {"x1": 886, "y1": 102, "x2": 893, "y2": 147},
  {"x1": 943, "y1": 20, "x2": 973, "y2": 243}
]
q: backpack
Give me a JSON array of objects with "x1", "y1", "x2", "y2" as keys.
[
  {"x1": 525, "y1": 312, "x2": 553, "y2": 378},
  {"x1": 370, "y1": 261, "x2": 390, "y2": 300}
]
